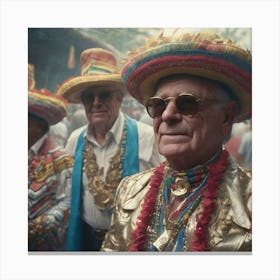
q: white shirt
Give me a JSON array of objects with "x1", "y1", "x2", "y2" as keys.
[{"x1": 66, "y1": 112, "x2": 162, "y2": 230}]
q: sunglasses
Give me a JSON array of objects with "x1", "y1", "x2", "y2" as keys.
[
  {"x1": 81, "y1": 91, "x2": 113, "y2": 105},
  {"x1": 146, "y1": 93, "x2": 222, "y2": 118}
]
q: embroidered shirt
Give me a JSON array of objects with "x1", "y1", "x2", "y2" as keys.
[{"x1": 28, "y1": 133, "x2": 73, "y2": 250}]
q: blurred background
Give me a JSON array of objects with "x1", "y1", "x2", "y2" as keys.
[
  {"x1": 28, "y1": 28, "x2": 251, "y2": 93},
  {"x1": 28, "y1": 28, "x2": 251, "y2": 118}
]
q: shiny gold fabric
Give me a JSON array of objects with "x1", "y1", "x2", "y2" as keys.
[{"x1": 101, "y1": 159, "x2": 252, "y2": 252}]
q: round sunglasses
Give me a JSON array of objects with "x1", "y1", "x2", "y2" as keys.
[
  {"x1": 81, "y1": 91, "x2": 113, "y2": 105},
  {"x1": 146, "y1": 93, "x2": 223, "y2": 118}
]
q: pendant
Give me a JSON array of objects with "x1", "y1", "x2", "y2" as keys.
[
  {"x1": 171, "y1": 178, "x2": 190, "y2": 197},
  {"x1": 153, "y1": 229, "x2": 173, "y2": 251},
  {"x1": 89, "y1": 176, "x2": 114, "y2": 210}
]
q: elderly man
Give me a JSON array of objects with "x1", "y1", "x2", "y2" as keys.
[
  {"x1": 28, "y1": 64, "x2": 73, "y2": 251},
  {"x1": 57, "y1": 48, "x2": 161, "y2": 251},
  {"x1": 101, "y1": 32, "x2": 252, "y2": 252}
]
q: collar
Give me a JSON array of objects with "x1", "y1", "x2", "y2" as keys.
[
  {"x1": 29, "y1": 133, "x2": 48, "y2": 155},
  {"x1": 84, "y1": 111, "x2": 124, "y2": 147}
]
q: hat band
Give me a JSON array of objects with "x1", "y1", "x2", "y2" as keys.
[
  {"x1": 125, "y1": 55, "x2": 251, "y2": 95},
  {"x1": 122, "y1": 47, "x2": 251, "y2": 82},
  {"x1": 82, "y1": 65, "x2": 116, "y2": 76}
]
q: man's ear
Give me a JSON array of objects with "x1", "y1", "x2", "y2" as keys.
[{"x1": 222, "y1": 101, "x2": 237, "y2": 137}]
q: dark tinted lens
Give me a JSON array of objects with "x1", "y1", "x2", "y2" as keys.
[
  {"x1": 81, "y1": 93, "x2": 93, "y2": 104},
  {"x1": 146, "y1": 98, "x2": 167, "y2": 118},
  {"x1": 99, "y1": 92, "x2": 112, "y2": 101},
  {"x1": 81, "y1": 92, "x2": 112, "y2": 104},
  {"x1": 176, "y1": 95, "x2": 199, "y2": 116}
]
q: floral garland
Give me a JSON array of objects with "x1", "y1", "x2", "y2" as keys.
[
  {"x1": 129, "y1": 162, "x2": 165, "y2": 251},
  {"x1": 129, "y1": 149, "x2": 229, "y2": 251},
  {"x1": 191, "y1": 149, "x2": 229, "y2": 251}
]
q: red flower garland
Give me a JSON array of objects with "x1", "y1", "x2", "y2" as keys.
[
  {"x1": 191, "y1": 149, "x2": 229, "y2": 251},
  {"x1": 129, "y1": 162, "x2": 165, "y2": 251},
  {"x1": 129, "y1": 150, "x2": 229, "y2": 251}
]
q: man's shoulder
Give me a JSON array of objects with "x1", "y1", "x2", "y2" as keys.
[
  {"x1": 69, "y1": 125, "x2": 88, "y2": 140},
  {"x1": 123, "y1": 113, "x2": 153, "y2": 138},
  {"x1": 116, "y1": 168, "x2": 155, "y2": 203},
  {"x1": 222, "y1": 159, "x2": 252, "y2": 228},
  {"x1": 135, "y1": 120, "x2": 155, "y2": 144},
  {"x1": 122, "y1": 168, "x2": 155, "y2": 189},
  {"x1": 136, "y1": 120, "x2": 153, "y2": 132},
  {"x1": 225, "y1": 157, "x2": 252, "y2": 185},
  {"x1": 126, "y1": 167, "x2": 155, "y2": 181},
  {"x1": 65, "y1": 125, "x2": 87, "y2": 155}
]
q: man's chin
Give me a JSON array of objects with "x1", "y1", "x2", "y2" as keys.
[{"x1": 159, "y1": 145, "x2": 190, "y2": 159}]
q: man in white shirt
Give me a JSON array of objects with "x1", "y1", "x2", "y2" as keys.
[{"x1": 58, "y1": 48, "x2": 162, "y2": 251}]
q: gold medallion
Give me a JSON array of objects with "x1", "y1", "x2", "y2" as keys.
[
  {"x1": 171, "y1": 178, "x2": 190, "y2": 196},
  {"x1": 84, "y1": 128, "x2": 126, "y2": 210}
]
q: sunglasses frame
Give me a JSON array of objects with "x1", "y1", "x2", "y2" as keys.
[
  {"x1": 81, "y1": 91, "x2": 114, "y2": 105},
  {"x1": 146, "y1": 93, "x2": 222, "y2": 118}
]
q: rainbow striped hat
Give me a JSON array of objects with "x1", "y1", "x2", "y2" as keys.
[
  {"x1": 121, "y1": 32, "x2": 252, "y2": 122},
  {"x1": 57, "y1": 48, "x2": 123, "y2": 103},
  {"x1": 28, "y1": 64, "x2": 68, "y2": 125}
]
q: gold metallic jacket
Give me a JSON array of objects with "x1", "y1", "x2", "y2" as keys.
[{"x1": 101, "y1": 159, "x2": 252, "y2": 252}]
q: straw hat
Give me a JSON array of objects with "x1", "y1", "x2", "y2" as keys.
[
  {"x1": 121, "y1": 32, "x2": 252, "y2": 122},
  {"x1": 28, "y1": 64, "x2": 68, "y2": 125},
  {"x1": 57, "y1": 48, "x2": 123, "y2": 103}
]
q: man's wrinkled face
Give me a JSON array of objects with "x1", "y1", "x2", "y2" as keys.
[
  {"x1": 81, "y1": 86, "x2": 123, "y2": 129},
  {"x1": 152, "y1": 75, "x2": 236, "y2": 169}
]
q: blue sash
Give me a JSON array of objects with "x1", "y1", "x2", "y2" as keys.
[{"x1": 66, "y1": 114, "x2": 139, "y2": 251}]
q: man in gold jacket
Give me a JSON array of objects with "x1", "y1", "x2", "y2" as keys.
[{"x1": 102, "y1": 31, "x2": 252, "y2": 252}]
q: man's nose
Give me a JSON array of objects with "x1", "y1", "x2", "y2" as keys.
[
  {"x1": 91, "y1": 95, "x2": 102, "y2": 105},
  {"x1": 161, "y1": 99, "x2": 182, "y2": 122}
]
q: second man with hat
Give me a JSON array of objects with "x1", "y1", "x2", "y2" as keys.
[{"x1": 58, "y1": 48, "x2": 162, "y2": 251}]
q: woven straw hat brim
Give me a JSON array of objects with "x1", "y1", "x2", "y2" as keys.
[
  {"x1": 122, "y1": 43, "x2": 251, "y2": 123},
  {"x1": 28, "y1": 90, "x2": 68, "y2": 125},
  {"x1": 57, "y1": 74, "x2": 123, "y2": 103}
]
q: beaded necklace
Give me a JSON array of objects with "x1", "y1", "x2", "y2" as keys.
[
  {"x1": 147, "y1": 163, "x2": 209, "y2": 251},
  {"x1": 129, "y1": 149, "x2": 229, "y2": 251},
  {"x1": 83, "y1": 121, "x2": 127, "y2": 210}
]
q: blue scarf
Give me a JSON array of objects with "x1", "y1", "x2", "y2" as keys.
[{"x1": 66, "y1": 114, "x2": 139, "y2": 251}]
